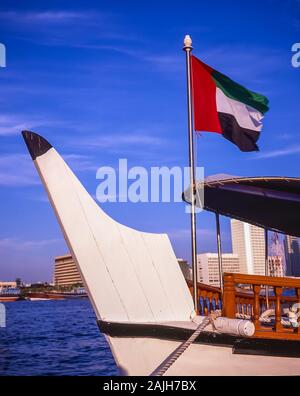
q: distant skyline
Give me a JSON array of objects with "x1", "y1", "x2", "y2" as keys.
[{"x1": 0, "y1": 0, "x2": 300, "y2": 282}]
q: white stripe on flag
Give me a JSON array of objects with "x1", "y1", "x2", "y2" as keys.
[{"x1": 216, "y1": 88, "x2": 263, "y2": 132}]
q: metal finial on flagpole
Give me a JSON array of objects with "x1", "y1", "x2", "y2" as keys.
[
  {"x1": 183, "y1": 35, "x2": 193, "y2": 50},
  {"x1": 183, "y1": 35, "x2": 198, "y2": 313}
]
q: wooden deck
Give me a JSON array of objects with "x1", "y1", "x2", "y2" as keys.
[{"x1": 188, "y1": 273, "x2": 300, "y2": 341}]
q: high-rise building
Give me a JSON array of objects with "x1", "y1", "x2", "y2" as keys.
[
  {"x1": 268, "y1": 256, "x2": 284, "y2": 277},
  {"x1": 284, "y1": 235, "x2": 300, "y2": 276},
  {"x1": 177, "y1": 258, "x2": 191, "y2": 280},
  {"x1": 197, "y1": 253, "x2": 240, "y2": 287},
  {"x1": 270, "y1": 232, "x2": 286, "y2": 275},
  {"x1": 231, "y1": 219, "x2": 265, "y2": 275},
  {"x1": 54, "y1": 254, "x2": 83, "y2": 287}
]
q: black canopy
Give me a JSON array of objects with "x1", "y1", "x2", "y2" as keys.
[{"x1": 183, "y1": 175, "x2": 300, "y2": 237}]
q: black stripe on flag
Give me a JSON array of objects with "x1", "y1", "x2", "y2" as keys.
[{"x1": 218, "y1": 112, "x2": 260, "y2": 152}]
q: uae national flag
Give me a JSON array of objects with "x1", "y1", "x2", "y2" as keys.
[{"x1": 191, "y1": 55, "x2": 269, "y2": 152}]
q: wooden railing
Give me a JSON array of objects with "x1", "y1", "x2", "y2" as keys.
[
  {"x1": 223, "y1": 273, "x2": 300, "y2": 340},
  {"x1": 186, "y1": 279, "x2": 222, "y2": 316},
  {"x1": 186, "y1": 274, "x2": 300, "y2": 340}
]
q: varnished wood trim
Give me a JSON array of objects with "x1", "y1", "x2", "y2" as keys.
[{"x1": 224, "y1": 272, "x2": 300, "y2": 288}]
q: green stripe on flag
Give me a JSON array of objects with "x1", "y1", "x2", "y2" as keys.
[{"x1": 212, "y1": 70, "x2": 269, "y2": 115}]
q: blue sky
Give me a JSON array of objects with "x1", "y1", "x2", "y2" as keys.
[{"x1": 0, "y1": 0, "x2": 299, "y2": 282}]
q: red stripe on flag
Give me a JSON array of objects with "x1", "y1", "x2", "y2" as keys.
[{"x1": 191, "y1": 55, "x2": 222, "y2": 134}]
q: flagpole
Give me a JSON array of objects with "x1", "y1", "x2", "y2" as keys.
[
  {"x1": 215, "y1": 212, "x2": 224, "y2": 291},
  {"x1": 183, "y1": 35, "x2": 198, "y2": 313},
  {"x1": 265, "y1": 228, "x2": 269, "y2": 309}
]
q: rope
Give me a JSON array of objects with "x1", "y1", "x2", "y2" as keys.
[
  {"x1": 236, "y1": 310, "x2": 291, "y2": 326},
  {"x1": 150, "y1": 310, "x2": 221, "y2": 377},
  {"x1": 151, "y1": 308, "x2": 293, "y2": 377}
]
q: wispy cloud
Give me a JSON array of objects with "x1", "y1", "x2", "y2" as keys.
[
  {"x1": 201, "y1": 45, "x2": 285, "y2": 86},
  {"x1": 0, "y1": 10, "x2": 100, "y2": 25},
  {"x1": 255, "y1": 145, "x2": 300, "y2": 159},
  {"x1": 275, "y1": 132, "x2": 294, "y2": 141},
  {"x1": 0, "y1": 153, "x2": 39, "y2": 187},
  {"x1": 63, "y1": 154, "x2": 98, "y2": 172},
  {"x1": 67, "y1": 133, "x2": 165, "y2": 150},
  {"x1": 0, "y1": 115, "x2": 37, "y2": 136},
  {"x1": 0, "y1": 10, "x2": 139, "y2": 48},
  {"x1": 27, "y1": 193, "x2": 49, "y2": 203},
  {"x1": 0, "y1": 237, "x2": 62, "y2": 250},
  {"x1": 0, "y1": 236, "x2": 66, "y2": 282},
  {"x1": 0, "y1": 11, "x2": 169, "y2": 65},
  {"x1": 167, "y1": 228, "x2": 216, "y2": 240},
  {"x1": 142, "y1": 54, "x2": 183, "y2": 73},
  {"x1": 0, "y1": 152, "x2": 97, "y2": 188},
  {"x1": 68, "y1": 43, "x2": 140, "y2": 58},
  {"x1": 0, "y1": 114, "x2": 69, "y2": 136}
]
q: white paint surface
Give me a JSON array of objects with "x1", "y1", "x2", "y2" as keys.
[
  {"x1": 34, "y1": 147, "x2": 195, "y2": 323},
  {"x1": 108, "y1": 334, "x2": 300, "y2": 376}
]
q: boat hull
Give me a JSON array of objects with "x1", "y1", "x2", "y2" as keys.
[
  {"x1": 0, "y1": 296, "x2": 20, "y2": 302},
  {"x1": 21, "y1": 131, "x2": 300, "y2": 377},
  {"x1": 107, "y1": 335, "x2": 300, "y2": 375},
  {"x1": 99, "y1": 320, "x2": 300, "y2": 375},
  {"x1": 26, "y1": 292, "x2": 87, "y2": 300}
]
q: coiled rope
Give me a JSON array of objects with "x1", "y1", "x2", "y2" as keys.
[
  {"x1": 150, "y1": 310, "x2": 221, "y2": 377},
  {"x1": 236, "y1": 309, "x2": 291, "y2": 326}
]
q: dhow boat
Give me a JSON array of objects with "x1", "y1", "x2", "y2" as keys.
[{"x1": 22, "y1": 131, "x2": 300, "y2": 376}]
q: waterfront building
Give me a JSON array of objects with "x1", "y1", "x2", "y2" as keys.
[
  {"x1": 15, "y1": 278, "x2": 22, "y2": 287},
  {"x1": 284, "y1": 235, "x2": 300, "y2": 277},
  {"x1": 268, "y1": 256, "x2": 284, "y2": 277},
  {"x1": 197, "y1": 253, "x2": 240, "y2": 287},
  {"x1": 231, "y1": 219, "x2": 265, "y2": 275},
  {"x1": 0, "y1": 281, "x2": 17, "y2": 290},
  {"x1": 54, "y1": 254, "x2": 83, "y2": 287}
]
